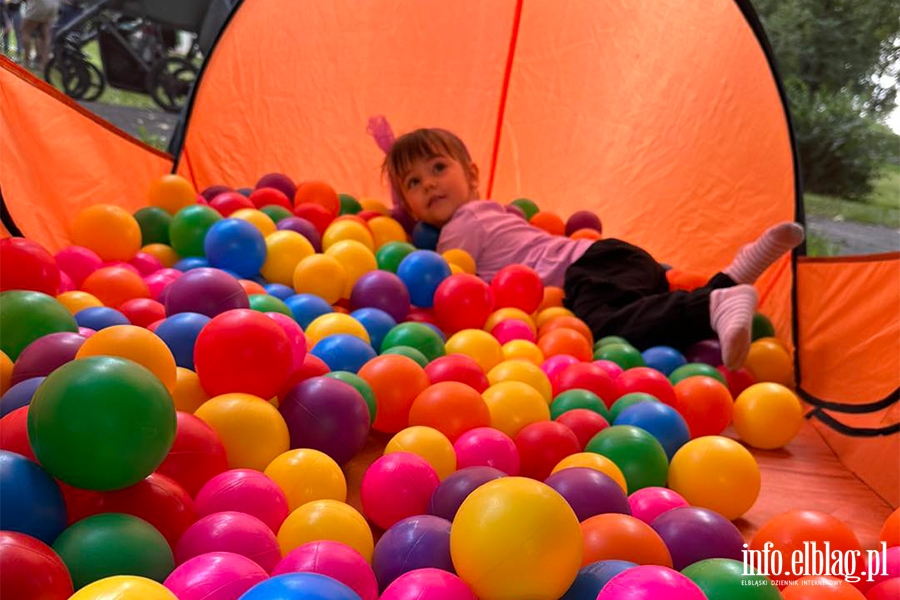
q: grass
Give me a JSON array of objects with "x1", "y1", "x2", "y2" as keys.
[
  {"x1": 805, "y1": 231, "x2": 840, "y2": 257},
  {"x1": 804, "y1": 164, "x2": 900, "y2": 228}
]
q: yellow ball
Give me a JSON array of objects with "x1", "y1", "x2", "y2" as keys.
[
  {"x1": 482, "y1": 381, "x2": 550, "y2": 438},
  {"x1": 488, "y1": 360, "x2": 552, "y2": 404},
  {"x1": 171, "y1": 367, "x2": 208, "y2": 413},
  {"x1": 744, "y1": 337, "x2": 794, "y2": 387},
  {"x1": 262, "y1": 231, "x2": 315, "y2": 286},
  {"x1": 324, "y1": 240, "x2": 378, "y2": 299},
  {"x1": 535, "y1": 306, "x2": 575, "y2": 329},
  {"x1": 0, "y1": 351, "x2": 12, "y2": 396},
  {"x1": 359, "y1": 198, "x2": 390, "y2": 214},
  {"x1": 277, "y1": 499, "x2": 374, "y2": 560},
  {"x1": 305, "y1": 313, "x2": 370, "y2": 348},
  {"x1": 265, "y1": 449, "x2": 347, "y2": 511},
  {"x1": 445, "y1": 329, "x2": 504, "y2": 373},
  {"x1": 230, "y1": 208, "x2": 277, "y2": 237},
  {"x1": 69, "y1": 576, "x2": 178, "y2": 600},
  {"x1": 57, "y1": 290, "x2": 103, "y2": 315},
  {"x1": 194, "y1": 393, "x2": 290, "y2": 471},
  {"x1": 733, "y1": 382, "x2": 804, "y2": 449},
  {"x1": 484, "y1": 308, "x2": 536, "y2": 335},
  {"x1": 367, "y1": 216, "x2": 407, "y2": 249},
  {"x1": 76, "y1": 325, "x2": 177, "y2": 393},
  {"x1": 386, "y1": 426, "x2": 456, "y2": 480},
  {"x1": 147, "y1": 174, "x2": 196, "y2": 215},
  {"x1": 450, "y1": 477, "x2": 583, "y2": 600},
  {"x1": 448, "y1": 263, "x2": 464, "y2": 276},
  {"x1": 140, "y1": 243, "x2": 179, "y2": 268},
  {"x1": 551, "y1": 452, "x2": 628, "y2": 493},
  {"x1": 293, "y1": 254, "x2": 348, "y2": 305},
  {"x1": 668, "y1": 435, "x2": 760, "y2": 521},
  {"x1": 442, "y1": 248, "x2": 476, "y2": 274},
  {"x1": 72, "y1": 204, "x2": 142, "y2": 261},
  {"x1": 501, "y1": 340, "x2": 544, "y2": 366},
  {"x1": 323, "y1": 220, "x2": 375, "y2": 252}
]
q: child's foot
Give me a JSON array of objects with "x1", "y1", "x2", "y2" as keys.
[
  {"x1": 724, "y1": 222, "x2": 805, "y2": 284},
  {"x1": 710, "y1": 285, "x2": 758, "y2": 370}
]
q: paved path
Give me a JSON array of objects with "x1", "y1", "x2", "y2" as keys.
[{"x1": 79, "y1": 101, "x2": 179, "y2": 149}]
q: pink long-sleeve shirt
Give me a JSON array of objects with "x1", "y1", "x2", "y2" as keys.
[{"x1": 436, "y1": 200, "x2": 594, "y2": 286}]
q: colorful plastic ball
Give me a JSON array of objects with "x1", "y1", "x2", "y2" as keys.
[
  {"x1": 1, "y1": 237, "x2": 60, "y2": 295},
  {"x1": 349, "y1": 308, "x2": 397, "y2": 352},
  {"x1": 450, "y1": 477, "x2": 582, "y2": 600},
  {"x1": 373, "y1": 515, "x2": 453, "y2": 589},
  {"x1": 141, "y1": 244, "x2": 179, "y2": 269},
  {"x1": 509, "y1": 198, "x2": 538, "y2": 219},
  {"x1": 169, "y1": 205, "x2": 223, "y2": 258},
  {"x1": 551, "y1": 452, "x2": 628, "y2": 492},
  {"x1": 175, "y1": 256, "x2": 211, "y2": 271},
  {"x1": 69, "y1": 576, "x2": 179, "y2": 600},
  {"x1": 422, "y1": 355, "x2": 485, "y2": 393},
  {"x1": 551, "y1": 389, "x2": 610, "y2": 420},
  {"x1": 514, "y1": 421, "x2": 580, "y2": 480},
  {"x1": 867, "y1": 579, "x2": 900, "y2": 600},
  {"x1": 488, "y1": 359, "x2": 553, "y2": 403},
  {"x1": 210, "y1": 191, "x2": 255, "y2": 216},
  {"x1": 164, "y1": 268, "x2": 249, "y2": 317},
  {"x1": 284, "y1": 293, "x2": 333, "y2": 329},
  {"x1": 163, "y1": 551, "x2": 268, "y2": 600},
  {"x1": 358, "y1": 354, "x2": 430, "y2": 433},
  {"x1": 545, "y1": 467, "x2": 630, "y2": 521},
  {"x1": 685, "y1": 339, "x2": 723, "y2": 367},
  {"x1": 628, "y1": 487, "x2": 689, "y2": 525},
  {"x1": 154, "y1": 312, "x2": 211, "y2": 370},
  {"x1": 386, "y1": 426, "x2": 456, "y2": 480},
  {"x1": 310, "y1": 334, "x2": 377, "y2": 374},
  {"x1": 292, "y1": 254, "x2": 348, "y2": 305},
  {"x1": 72, "y1": 204, "x2": 142, "y2": 261},
  {"x1": 564, "y1": 210, "x2": 602, "y2": 236},
  {"x1": 0, "y1": 450, "x2": 67, "y2": 543},
  {"x1": 273, "y1": 542, "x2": 377, "y2": 600},
  {"x1": 608, "y1": 392, "x2": 659, "y2": 422},
  {"x1": 323, "y1": 219, "x2": 375, "y2": 252},
  {"x1": 542, "y1": 353, "x2": 580, "y2": 386},
  {"x1": 364, "y1": 216, "x2": 404, "y2": 248},
  {"x1": 408, "y1": 221, "x2": 438, "y2": 250},
  {"x1": 444, "y1": 329, "x2": 502, "y2": 373},
  {"x1": 203, "y1": 219, "x2": 267, "y2": 278},
  {"x1": 491, "y1": 319, "x2": 536, "y2": 344},
  {"x1": 231, "y1": 208, "x2": 277, "y2": 238},
  {"x1": 681, "y1": 558, "x2": 782, "y2": 600},
  {"x1": 440, "y1": 248, "x2": 476, "y2": 275},
  {"x1": 490, "y1": 265, "x2": 544, "y2": 314},
  {"x1": 277, "y1": 499, "x2": 374, "y2": 560},
  {"x1": 244, "y1": 572, "x2": 364, "y2": 600},
  {"x1": 530, "y1": 211, "x2": 566, "y2": 236},
  {"x1": 277, "y1": 216, "x2": 323, "y2": 251},
  {"x1": 348, "y1": 271, "x2": 411, "y2": 323},
  {"x1": 176, "y1": 512, "x2": 280, "y2": 574},
  {"x1": 0, "y1": 406, "x2": 34, "y2": 460},
  {"x1": 585, "y1": 426, "x2": 668, "y2": 493},
  {"x1": 614, "y1": 402, "x2": 690, "y2": 460},
  {"x1": 10, "y1": 332, "x2": 83, "y2": 386},
  {"x1": 539, "y1": 316, "x2": 594, "y2": 348},
  {"x1": 76, "y1": 324, "x2": 177, "y2": 392},
  {"x1": 408, "y1": 382, "x2": 491, "y2": 442},
  {"x1": 668, "y1": 436, "x2": 760, "y2": 521},
  {"x1": 279, "y1": 376, "x2": 370, "y2": 465},
  {"x1": 361, "y1": 452, "x2": 440, "y2": 530},
  {"x1": 148, "y1": 175, "x2": 196, "y2": 215},
  {"x1": 58, "y1": 290, "x2": 104, "y2": 316},
  {"x1": 375, "y1": 241, "x2": 415, "y2": 273},
  {"x1": 733, "y1": 382, "x2": 804, "y2": 449},
  {"x1": 556, "y1": 408, "x2": 610, "y2": 450},
  {"x1": 381, "y1": 322, "x2": 445, "y2": 362},
  {"x1": 251, "y1": 187, "x2": 293, "y2": 212},
  {"x1": 597, "y1": 565, "x2": 706, "y2": 599},
  {"x1": 716, "y1": 365, "x2": 756, "y2": 398},
  {"x1": 428, "y1": 466, "x2": 506, "y2": 521},
  {"x1": 118, "y1": 298, "x2": 166, "y2": 327},
  {"x1": 0, "y1": 377, "x2": 44, "y2": 417},
  {"x1": 278, "y1": 353, "x2": 331, "y2": 396},
  {"x1": 304, "y1": 317, "x2": 368, "y2": 354},
  {"x1": 264, "y1": 448, "x2": 347, "y2": 511},
  {"x1": 581, "y1": 513, "x2": 673, "y2": 566},
  {"x1": 195, "y1": 469, "x2": 288, "y2": 534},
  {"x1": 1, "y1": 291, "x2": 78, "y2": 361},
  {"x1": 265, "y1": 312, "x2": 307, "y2": 372},
  {"x1": 396, "y1": 251, "x2": 451, "y2": 308},
  {"x1": 260, "y1": 231, "x2": 315, "y2": 286},
  {"x1": 560, "y1": 560, "x2": 637, "y2": 600},
  {"x1": 650, "y1": 506, "x2": 744, "y2": 570},
  {"x1": 617, "y1": 366, "x2": 677, "y2": 406},
  {"x1": 0, "y1": 531, "x2": 73, "y2": 600},
  {"x1": 155, "y1": 411, "x2": 228, "y2": 497},
  {"x1": 56, "y1": 246, "x2": 104, "y2": 287},
  {"x1": 324, "y1": 240, "x2": 378, "y2": 298},
  {"x1": 194, "y1": 393, "x2": 289, "y2": 471},
  {"x1": 264, "y1": 283, "x2": 295, "y2": 301},
  {"x1": 482, "y1": 381, "x2": 551, "y2": 438},
  {"x1": 295, "y1": 180, "x2": 340, "y2": 215},
  {"x1": 135, "y1": 207, "x2": 174, "y2": 246},
  {"x1": 256, "y1": 173, "x2": 296, "y2": 200},
  {"x1": 540, "y1": 328, "x2": 593, "y2": 362},
  {"x1": 380, "y1": 568, "x2": 476, "y2": 600},
  {"x1": 593, "y1": 342, "x2": 645, "y2": 369},
  {"x1": 501, "y1": 339, "x2": 544, "y2": 365},
  {"x1": 432, "y1": 274, "x2": 493, "y2": 334},
  {"x1": 554, "y1": 362, "x2": 617, "y2": 404},
  {"x1": 453, "y1": 427, "x2": 520, "y2": 475},
  {"x1": 781, "y1": 576, "x2": 867, "y2": 599},
  {"x1": 53, "y1": 512, "x2": 174, "y2": 588},
  {"x1": 82, "y1": 265, "x2": 152, "y2": 309},
  {"x1": 323, "y1": 371, "x2": 376, "y2": 425},
  {"x1": 669, "y1": 362, "x2": 728, "y2": 385},
  {"x1": 671, "y1": 376, "x2": 734, "y2": 438},
  {"x1": 881, "y1": 508, "x2": 900, "y2": 548}
]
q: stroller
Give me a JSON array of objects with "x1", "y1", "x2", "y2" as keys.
[{"x1": 45, "y1": 0, "x2": 228, "y2": 113}]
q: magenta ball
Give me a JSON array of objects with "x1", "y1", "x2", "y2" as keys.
[
  {"x1": 453, "y1": 427, "x2": 520, "y2": 475},
  {"x1": 164, "y1": 268, "x2": 250, "y2": 317},
  {"x1": 349, "y1": 270, "x2": 411, "y2": 323},
  {"x1": 628, "y1": 487, "x2": 689, "y2": 525},
  {"x1": 490, "y1": 319, "x2": 535, "y2": 344},
  {"x1": 541, "y1": 354, "x2": 580, "y2": 385},
  {"x1": 59, "y1": 272, "x2": 75, "y2": 293},
  {"x1": 145, "y1": 271, "x2": 181, "y2": 300},
  {"x1": 273, "y1": 541, "x2": 378, "y2": 600},
  {"x1": 129, "y1": 252, "x2": 164, "y2": 276},
  {"x1": 175, "y1": 512, "x2": 281, "y2": 573},
  {"x1": 597, "y1": 565, "x2": 706, "y2": 600},
  {"x1": 164, "y1": 551, "x2": 267, "y2": 600},
  {"x1": 360, "y1": 453, "x2": 440, "y2": 531},
  {"x1": 684, "y1": 339, "x2": 723, "y2": 367},
  {"x1": 55, "y1": 246, "x2": 103, "y2": 287},
  {"x1": 194, "y1": 469, "x2": 289, "y2": 534},
  {"x1": 256, "y1": 173, "x2": 297, "y2": 201},
  {"x1": 380, "y1": 569, "x2": 477, "y2": 600},
  {"x1": 565, "y1": 210, "x2": 603, "y2": 236},
  {"x1": 266, "y1": 312, "x2": 307, "y2": 372},
  {"x1": 593, "y1": 359, "x2": 624, "y2": 379},
  {"x1": 11, "y1": 332, "x2": 86, "y2": 385}
]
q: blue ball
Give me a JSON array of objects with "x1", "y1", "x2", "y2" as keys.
[
  {"x1": 411, "y1": 221, "x2": 441, "y2": 250},
  {"x1": 74, "y1": 307, "x2": 130, "y2": 331},
  {"x1": 154, "y1": 312, "x2": 211, "y2": 370},
  {"x1": 238, "y1": 572, "x2": 362, "y2": 600},
  {"x1": 204, "y1": 218, "x2": 267, "y2": 278},
  {"x1": 174, "y1": 257, "x2": 210, "y2": 272},
  {"x1": 284, "y1": 294, "x2": 334, "y2": 329},
  {"x1": 614, "y1": 401, "x2": 690, "y2": 460},
  {"x1": 0, "y1": 377, "x2": 46, "y2": 417},
  {"x1": 0, "y1": 450, "x2": 67, "y2": 544},
  {"x1": 350, "y1": 308, "x2": 397, "y2": 352},
  {"x1": 641, "y1": 346, "x2": 687, "y2": 376},
  {"x1": 561, "y1": 560, "x2": 638, "y2": 600},
  {"x1": 310, "y1": 334, "x2": 377, "y2": 374},
  {"x1": 396, "y1": 251, "x2": 451, "y2": 308},
  {"x1": 264, "y1": 283, "x2": 295, "y2": 301}
]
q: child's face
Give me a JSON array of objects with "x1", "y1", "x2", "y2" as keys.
[{"x1": 400, "y1": 154, "x2": 478, "y2": 227}]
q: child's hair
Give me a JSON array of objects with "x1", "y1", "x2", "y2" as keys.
[{"x1": 382, "y1": 128, "x2": 475, "y2": 197}]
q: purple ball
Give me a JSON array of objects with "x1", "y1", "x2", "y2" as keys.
[
  {"x1": 565, "y1": 210, "x2": 603, "y2": 236},
  {"x1": 256, "y1": 173, "x2": 297, "y2": 201},
  {"x1": 0, "y1": 377, "x2": 45, "y2": 418},
  {"x1": 10, "y1": 332, "x2": 86, "y2": 385},
  {"x1": 276, "y1": 217, "x2": 322, "y2": 252},
  {"x1": 544, "y1": 467, "x2": 631, "y2": 521},
  {"x1": 650, "y1": 506, "x2": 744, "y2": 570},
  {"x1": 349, "y1": 271, "x2": 411, "y2": 323},
  {"x1": 427, "y1": 466, "x2": 506, "y2": 521},
  {"x1": 279, "y1": 377, "x2": 370, "y2": 465},
  {"x1": 684, "y1": 339, "x2": 723, "y2": 367},
  {"x1": 373, "y1": 516, "x2": 454, "y2": 590},
  {"x1": 200, "y1": 185, "x2": 233, "y2": 201},
  {"x1": 164, "y1": 268, "x2": 250, "y2": 317}
]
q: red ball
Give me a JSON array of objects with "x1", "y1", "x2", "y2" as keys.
[
  {"x1": 0, "y1": 238, "x2": 60, "y2": 295},
  {"x1": 616, "y1": 367, "x2": 677, "y2": 407},
  {"x1": 867, "y1": 578, "x2": 900, "y2": 600},
  {"x1": 433, "y1": 274, "x2": 494, "y2": 334},
  {"x1": 360, "y1": 453, "x2": 439, "y2": 530},
  {"x1": 250, "y1": 187, "x2": 293, "y2": 210},
  {"x1": 0, "y1": 406, "x2": 36, "y2": 461},
  {"x1": 405, "y1": 308, "x2": 440, "y2": 326},
  {"x1": 514, "y1": 421, "x2": 581, "y2": 480},
  {"x1": 716, "y1": 365, "x2": 755, "y2": 398},
  {"x1": 0, "y1": 531, "x2": 73, "y2": 600},
  {"x1": 490, "y1": 265, "x2": 544, "y2": 314},
  {"x1": 293, "y1": 203, "x2": 335, "y2": 234},
  {"x1": 555, "y1": 362, "x2": 618, "y2": 407},
  {"x1": 194, "y1": 309, "x2": 293, "y2": 399},
  {"x1": 279, "y1": 353, "x2": 331, "y2": 399},
  {"x1": 209, "y1": 191, "x2": 255, "y2": 216},
  {"x1": 670, "y1": 376, "x2": 734, "y2": 438},
  {"x1": 156, "y1": 412, "x2": 229, "y2": 497},
  {"x1": 555, "y1": 408, "x2": 611, "y2": 450},
  {"x1": 424, "y1": 354, "x2": 489, "y2": 393},
  {"x1": 119, "y1": 298, "x2": 167, "y2": 328}
]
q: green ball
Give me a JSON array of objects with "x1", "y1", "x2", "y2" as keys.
[
  {"x1": 0, "y1": 291, "x2": 78, "y2": 360},
  {"x1": 259, "y1": 205, "x2": 294, "y2": 224},
  {"x1": 380, "y1": 322, "x2": 446, "y2": 363},
  {"x1": 510, "y1": 198, "x2": 539, "y2": 220},
  {"x1": 339, "y1": 193, "x2": 362, "y2": 215},
  {"x1": 53, "y1": 513, "x2": 174, "y2": 589},
  {"x1": 752, "y1": 313, "x2": 776, "y2": 341},
  {"x1": 376, "y1": 241, "x2": 416, "y2": 273},
  {"x1": 594, "y1": 335, "x2": 629, "y2": 351},
  {"x1": 669, "y1": 363, "x2": 727, "y2": 386},
  {"x1": 381, "y1": 345, "x2": 429, "y2": 368},
  {"x1": 28, "y1": 356, "x2": 176, "y2": 491},
  {"x1": 169, "y1": 204, "x2": 222, "y2": 257},
  {"x1": 682, "y1": 559, "x2": 782, "y2": 600},
  {"x1": 550, "y1": 389, "x2": 610, "y2": 421},
  {"x1": 249, "y1": 294, "x2": 293, "y2": 317},
  {"x1": 593, "y1": 343, "x2": 645, "y2": 370},
  {"x1": 324, "y1": 371, "x2": 377, "y2": 424},
  {"x1": 585, "y1": 425, "x2": 668, "y2": 492},
  {"x1": 134, "y1": 206, "x2": 172, "y2": 245},
  {"x1": 609, "y1": 392, "x2": 660, "y2": 423}
]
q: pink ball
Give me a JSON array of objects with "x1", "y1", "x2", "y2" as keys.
[
  {"x1": 55, "y1": 245, "x2": 103, "y2": 287},
  {"x1": 164, "y1": 551, "x2": 268, "y2": 600},
  {"x1": 144, "y1": 272, "x2": 179, "y2": 300},
  {"x1": 360, "y1": 453, "x2": 440, "y2": 530},
  {"x1": 593, "y1": 359, "x2": 624, "y2": 379},
  {"x1": 130, "y1": 251, "x2": 165, "y2": 276},
  {"x1": 59, "y1": 271, "x2": 76, "y2": 293},
  {"x1": 453, "y1": 427, "x2": 520, "y2": 475},
  {"x1": 597, "y1": 565, "x2": 706, "y2": 600},
  {"x1": 104, "y1": 260, "x2": 142, "y2": 275},
  {"x1": 78, "y1": 327, "x2": 97, "y2": 338},
  {"x1": 195, "y1": 469, "x2": 289, "y2": 534},
  {"x1": 541, "y1": 354, "x2": 580, "y2": 388},
  {"x1": 175, "y1": 512, "x2": 281, "y2": 573},
  {"x1": 628, "y1": 487, "x2": 690, "y2": 524},
  {"x1": 490, "y1": 319, "x2": 535, "y2": 344},
  {"x1": 273, "y1": 541, "x2": 378, "y2": 600},
  {"x1": 381, "y1": 568, "x2": 477, "y2": 600},
  {"x1": 265, "y1": 312, "x2": 307, "y2": 372}
]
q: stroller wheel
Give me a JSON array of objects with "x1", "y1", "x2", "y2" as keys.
[
  {"x1": 44, "y1": 53, "x2": 95, "y2": 100},
  {"x1": 146, "y1": 56, "x2": 198, "y2": 113}
]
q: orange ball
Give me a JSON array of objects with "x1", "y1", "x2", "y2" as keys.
[
  {"x1": 580, "y1": 513, "x2": 673, "y2": 567},
  {"x1": 666, "y1": 269, "x2": 708, "y2": 292},
  {"x1": 357, "y1": 354, "x2": 430, "y2": 434},
  {"x1": 780, "y1": 577, "x2": 866, "y2": 599},
  {"x1": 408, "y1": 381, "x2": 491, "y2": 442},
  {"x1": 57, "y1": 291, "x2": 103, "y2": 315},
  {"x1": 671, "y1": 375, "x2": 734, "y2": 437},
  {"x1": 81, "y1": 266, "x2": 150, "y2": 308},
  {"x1": 76, "y1": 325, "x2": 177, "y2": 392},
  {"x1": 71, "y1": 204, "x2": 142, "y2": 261},
  {"x1": 537, "y1": 287, "x2": 565, "y2": 311},
  {"x1": 529, "y1": 212, "x2": 566, "y2": 236},
  {"x1": 538, "y1": 327, "x2": 593, "y2": 362},
  {"x1": 171, "y1": 367, "x2": 209, "y2": 413},
  {"x1": 539, "y1": 316, "x2": 594, "y2": 348},
  {"x1": 0, "y1": 351, "x2": 12, "y2": 396},
  {"x1": 745, "y1": 337, "x2": 795, "y2": 387},
  {"x1": 239, "y1": 279, "x2": 267, "y2": 296},
  {"x1": 881, "y1": 507, "x2": 900, "y2": 548},
  {"x1": 147, "y1": 174, "x2": 197, "y2": 215},
  {"x1": 141, "y1": 244, "x2": 179, "y2": 268},
  {"x1": 295, "y1": 180, "x2": 340, "y2": 216},
  {"x1": 570, "y1": 228, "x2": 602, "y2": 241}
]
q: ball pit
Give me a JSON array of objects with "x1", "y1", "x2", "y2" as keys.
[
  {"x1": 195, "y1": 469, "x2": 289, "y2": 534},
  {"x1": 156, "y1": 411, "x2": 229, "y2": 497},
  {"x1": 176, "y1": 511, "x2": 281, "y2": 573},
  {"x1": 373, "y1": 515, "x2": 454, "y2": 589},
  {"x1": 265, "y1": 448, "x2": 348, "y2": 511},
  {"x1": 360, "y1": 452, "x2": 440, "y2": 530},
  {"x1": 734, "y1": 382, "x2": 804, "y2": 449},
  {"x1": 273, "y1": 541, "x2": 377, "y2": 600},
  {"x1": 194, "y1": 393, "x2": 289, "y2": 471},
  {"x1": 408, "y1": 381, "x2": 491, "y2": 442},
  {"x1": 276, "y1": 499, "x2": 374, "y2": 561},
  {"x1": 386, "y1": 426, "x2": 457, "y2": 479},
  {"x1": 163, "y1": 552, "x2": 268, "y2": 600}
]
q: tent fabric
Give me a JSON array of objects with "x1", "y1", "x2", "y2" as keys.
[{"x1": 0, "y1": 57, "x2": 174, "y2": 252}]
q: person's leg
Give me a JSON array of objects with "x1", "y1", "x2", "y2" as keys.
[
  {"x1": 19, "y1": 18, "x2": 36, "y2": 66},
  {"x1": 37, "y1": 20, "x2": 52, "y2": 70},
  {"x1": 723, "y1": 221, "x2": 805, "y2": 284},
  {"x1": 11, "y1": 8, "x2": 23, "y2": 60}
]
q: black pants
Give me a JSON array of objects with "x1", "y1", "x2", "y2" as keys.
[{"x1": 563, "y1": 239, "x2": 737, "y2": 350}]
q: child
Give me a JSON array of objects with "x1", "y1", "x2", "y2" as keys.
[{"x1": 374, "y1": 124, "x2": 804, "y2": 370}]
